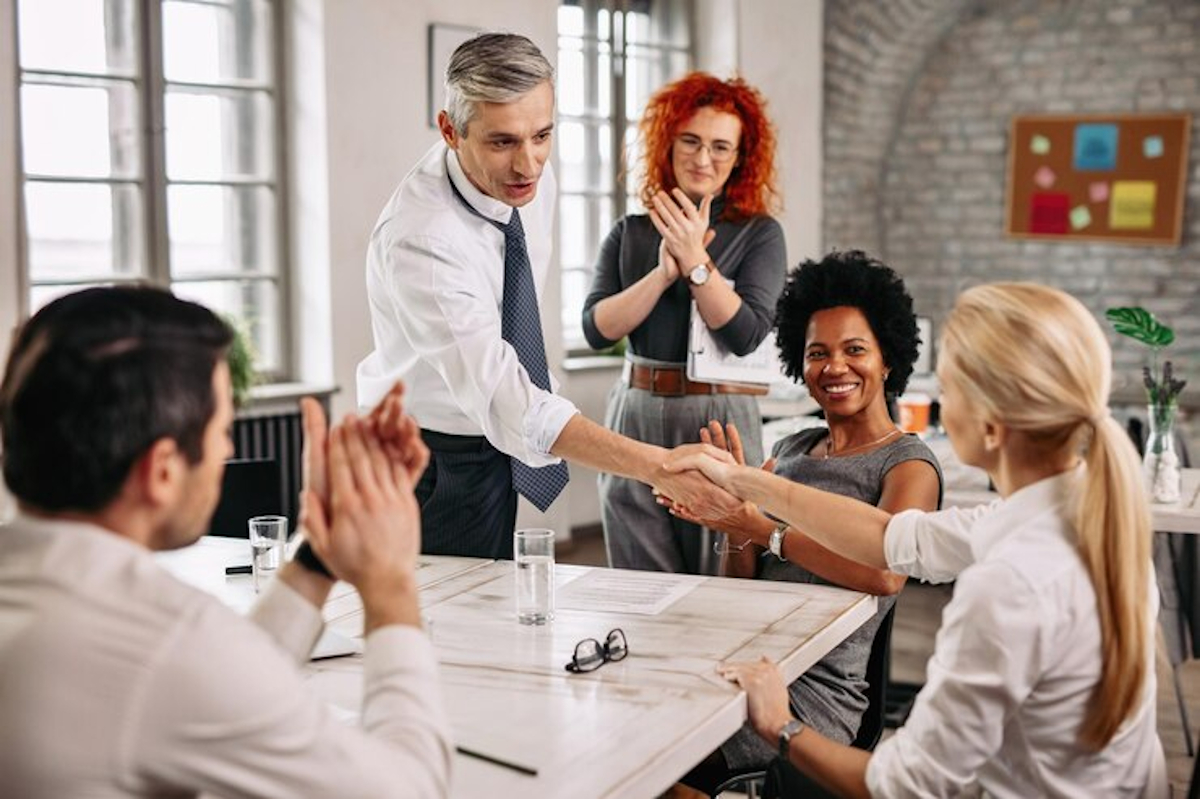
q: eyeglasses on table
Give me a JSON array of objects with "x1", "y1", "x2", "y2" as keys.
[{"x1": 565, "y1": 628, "x2": 629, "y2": 673}]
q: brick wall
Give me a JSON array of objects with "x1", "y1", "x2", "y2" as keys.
[{"x1": 824, "y1": 0, "x2": 1200, "y2": 449}]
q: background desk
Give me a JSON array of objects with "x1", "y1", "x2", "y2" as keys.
[{"x1": 158, "y1": 539, "x2": 874, "y2": 799}]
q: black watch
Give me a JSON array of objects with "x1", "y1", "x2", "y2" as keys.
[{"x1": 293, "y1": 539, "x2": 334, "y2": 579}]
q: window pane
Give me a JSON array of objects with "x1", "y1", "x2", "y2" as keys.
[
  {"x1": 558, "y1": 122, "x2": 613, "y2": 194},
  {"x1": 17, "y1": 0, "x2": 136, "y2": 76},
  {"x1": 560, "y1": 268, "x2": 591, "y2": 347},
  {"x1": 30, "y1": 282, "x2": 117, "y2": 314},
  {"x1": 626, "y1": 0, "x2": 691, "y2": 47},
  {"x1": 163, "y1": 0, "x2": 272, "y2": 84},
  {"x1": 558, "y1": 43, "x2": 585, "y2": 116},
  {"x1": 25, "y1": 182, "x2": 143, "y2": 280},
  {"x1": 165, "y1": 89, "x2": 274, "y2": 180},
  {"x1": 626, "y1": 48, "x2": 690, "y2": 119},
  {"x1": 173, "y1": 279, "x2": 282, "y2": 372},
  {"x1": 21, "y1": 81, "x2": 140, "y2": 178},
  {"x1": 168, "y1": 185, "x2": 277, "y2": 277},
  {"x1": 558, "y1": 4, "x2": 584, "y2": 37},
  {"x1": 559, "y1": 194, "x2": 587, "y2": 268}
]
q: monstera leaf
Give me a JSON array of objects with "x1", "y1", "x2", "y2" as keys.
[{"x1": 1105, "y1": 307, "x2": 1175, "y2": 349}]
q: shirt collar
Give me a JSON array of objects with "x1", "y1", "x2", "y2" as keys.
[
  {"x1": 445, "y1": 146, "x2": 514, "y2": 225},
  {"x1": 970, "y1": 465, "x2": 1083, "y2": 560},
  {"x1": 14, "y1": 510, "x2": 152, "y2": 558}
]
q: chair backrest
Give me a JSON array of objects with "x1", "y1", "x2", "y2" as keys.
[
  {"x1": 206, "y1": 458, "x2": 284, "y2": 538},
  {"x1": 1189, "y1": 743, "x2": 1199, "y2": 799},
  {"x1": 851, "y1": 603, "x2": 896, "y2": 751}
]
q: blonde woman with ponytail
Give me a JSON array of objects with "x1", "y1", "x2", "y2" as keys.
[{"x1": 663, "y1": 283, "x2": 1162, "y2": 798}]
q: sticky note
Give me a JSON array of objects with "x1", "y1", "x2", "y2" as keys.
[
  {"x1": 1069, "y1": 205, "x2": 1092, "y2": 230},
  {"x1": 1030, "y1": 134, "x2": 1051, "y2": 155},
  {"x1": 1073, "y1": 123, "x2": 1119, "y2": 171},
  {"x1": 1143, "y1": 135, "x2": 1164, "y2": 158},
  {"x1": 1089, "y1": 181, "x2": 1109, "y2": 203},
  {"x1": 1109, "y1": 181, "x2": 1156, "y2": 230},
  {"x1": 1034, "y1": 165, "x2": 1056, "y2": 188},
  {"x1": 1030, "y1": 192, "x2": 1070, "y2": 234}
]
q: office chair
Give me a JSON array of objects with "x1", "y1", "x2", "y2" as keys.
[
  {"x1": 207, "y1": 458, "x2": 285, "y2": 538},
  {"x1": 710, "y1": 606, "x2": 897, "y2": 797}
]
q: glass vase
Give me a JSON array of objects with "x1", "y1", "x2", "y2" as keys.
[{"x1": 1144, "y1": 402, "x2": 1182, "y2": 504}]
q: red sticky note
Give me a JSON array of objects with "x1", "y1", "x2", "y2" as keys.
[{"x1": 1029, "y1": 192, "x2": 1070, "y2": 234}]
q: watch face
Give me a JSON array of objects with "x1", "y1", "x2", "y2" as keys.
[{"x1": 689, "y1": 264, "x2": 710, "y2": 285}]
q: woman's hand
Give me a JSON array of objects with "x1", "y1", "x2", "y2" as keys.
[
  {"x1": 666, "y1": 422, "x2": 758, "y2": 531},
  {"x1": 657, "y1": 238, "x2": 681, "y2": 284},
  {"x1": 661, "y1": 441, "x2": 738, "y2": 490},
  {"x1": 718, "y1": 657, "x2": 794, "y2": 745},
  {"x1": 649, "y1": 189, "x2": 714, "y2": 272}
]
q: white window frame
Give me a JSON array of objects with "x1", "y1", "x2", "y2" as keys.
[{"x1": 12, "y1": 0, "x2": 292, "y2": 379}]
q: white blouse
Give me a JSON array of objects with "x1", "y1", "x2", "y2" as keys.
[{"x1": 867, "y1": 469, "x2": 1159, "y2": 798}]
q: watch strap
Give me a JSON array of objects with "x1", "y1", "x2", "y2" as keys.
[
  {"x1": 768, "y1": 522, "x2": 788, "y2": 561},
  {"x1": 293, "y1": 539, "x2": 334, "y2": 579},
  {"x1": 778, "y1": 718, "x2": 804, "y2": 758}
]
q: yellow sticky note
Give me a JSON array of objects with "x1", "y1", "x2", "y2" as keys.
[{"x1": 1109, "y1": 181, "x2": 1156, "y2": 230}]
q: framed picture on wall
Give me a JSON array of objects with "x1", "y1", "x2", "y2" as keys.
[{"x1": 427, "y1": 23, "x2": 480, "y2": 128}]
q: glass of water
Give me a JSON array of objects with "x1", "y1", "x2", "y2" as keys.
[
  {"x1": 514, "y1": 528, "x2": 555, "y2": 625},
  {"x1": 248, "y1": 515, "x2": 288, "y2": 593}
]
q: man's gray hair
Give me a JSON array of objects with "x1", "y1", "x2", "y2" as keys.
[{"x1": 444, "y1": 33, "x2": 554, "y2": 135}]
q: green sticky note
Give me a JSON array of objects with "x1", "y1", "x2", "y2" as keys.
[
  {"x1": 1069, "y1": 205, "x2": 1092, "y2": 230},
  {"x1": 1030, "y1": 134, "x2": 1051, "y2": 155}
]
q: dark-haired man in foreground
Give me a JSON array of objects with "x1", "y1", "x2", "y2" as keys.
[{"x1": 0, "y1": 286, "x2": 450, "y2": 797}]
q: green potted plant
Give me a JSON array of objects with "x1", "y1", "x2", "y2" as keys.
[
  {"x1": 1105, "y1": 306, "x2": 1187, "y2": 503},
  {"x1": 224, "y1": 317, "x2": 258, "y2": 409}
]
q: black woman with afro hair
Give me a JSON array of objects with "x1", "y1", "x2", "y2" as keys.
[{"x1": 669, "y1": 250, "x2": 943, "y2": 796}]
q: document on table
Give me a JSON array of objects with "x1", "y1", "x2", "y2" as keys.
[{"x1": 556, "y1": 570, "x2": 701, "y2": 615}]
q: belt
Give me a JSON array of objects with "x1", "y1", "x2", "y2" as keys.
[{"x1": 626, "y1": 364, "x2": 768, "y2": 397}]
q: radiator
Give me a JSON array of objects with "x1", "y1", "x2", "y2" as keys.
[{"x1": 231, "y1": 411, "x2": 304, "y2": 525}]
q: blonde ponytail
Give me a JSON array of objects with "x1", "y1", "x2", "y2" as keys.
[
  {"x1": 941, "y1": 283, "x2": 1151, "y2": 749},
  {"x1": 1075, "y1": 414, "x2": 1151, "y2": 748}
]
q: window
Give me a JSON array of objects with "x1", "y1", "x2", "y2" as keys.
[
  {"x1": 556, "y1": 0, "x2": 693, "y2": 352},
  {"x1": 15, "y1": 0, "x2": 288, "y2": 375}
]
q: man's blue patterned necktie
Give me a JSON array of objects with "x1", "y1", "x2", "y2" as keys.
[{"x1": 450, "y1": 179, "x2": 569, "y2": 511}]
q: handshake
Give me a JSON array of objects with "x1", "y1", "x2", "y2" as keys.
[{"x1": 652, "y1": 421, "x2": 765, "y2": 534}]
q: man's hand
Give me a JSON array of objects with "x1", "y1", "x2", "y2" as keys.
[
  {"x1": 717, "y1": 657, "x2": 794, "y2": 746},
  {"x1": 302, "y1": 416, "x2": 422, "y2": 631},
  {"x1": 659, "y1": 441, "x2": 738, "y2": 491},
  {"x1": 650, "y1": 446, "x2": 742, "y2": 522},
  {"x1": 665, "y1": 421, "x2": 766, "y2": 533},
  {"x1": 366, "y1": 381, "x2": 429, "y2": 485}
]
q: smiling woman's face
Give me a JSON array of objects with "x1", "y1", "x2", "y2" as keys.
[{"x1": 802, "y1": 306, "x2": 889, "y2": 420}]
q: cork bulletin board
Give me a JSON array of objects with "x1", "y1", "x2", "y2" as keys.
[{"x1": 1005, "y1": 113, "x2": 1191, "y2": 246}]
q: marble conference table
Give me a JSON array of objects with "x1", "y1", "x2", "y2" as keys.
[
  {"x1": 944, "y1": 466, "x2": 1200, "y2": 534},
  {"x1": 158, "y1": 537, "x2": 876, "y2": 799}
]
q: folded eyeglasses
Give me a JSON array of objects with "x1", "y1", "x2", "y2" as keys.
[{"x1": 565, "y1": 628, "x2": 629, "y2": 673}]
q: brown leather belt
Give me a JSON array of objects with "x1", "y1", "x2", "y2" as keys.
[{"x1": 627, "y1": 364, "x2": 768, "y2": 397}]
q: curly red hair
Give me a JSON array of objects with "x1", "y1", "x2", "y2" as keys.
[{"x1": 636, "y1": 72, "x2": 779, "y2": 221}]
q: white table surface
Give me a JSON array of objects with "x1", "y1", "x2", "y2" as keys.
[
  {"x1": 943, "y1": 467, "x2": 1200, "y2": 534},
  {"x1": 157, "y1": 538, "x2": 875, "y2": 799}
]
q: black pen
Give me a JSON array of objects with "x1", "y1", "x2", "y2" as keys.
[
  {"x1": 455, "y1": 745, "x2": 538, "y2": 776},
  {"x1": 224, "y1": 564, "x2": 253, "y2": 575}
]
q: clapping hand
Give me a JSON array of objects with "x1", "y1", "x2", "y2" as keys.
[{"x1": 649, "y1": 189, "x2": 716, "y2": 273}]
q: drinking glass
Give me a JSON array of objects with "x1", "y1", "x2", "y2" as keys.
[
  {"x1": 248, "y1": 515, "x2": 288, "y2": 593},
  {"x1": 514, "y1": 528, "x2": 555, "y2": 625}
]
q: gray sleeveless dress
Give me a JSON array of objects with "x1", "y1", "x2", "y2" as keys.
[{"x1": 722, "y1": 427, "x2": 943, "y2": 769}]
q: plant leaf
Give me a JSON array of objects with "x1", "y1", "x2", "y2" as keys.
[{"x1": 1105, "y1": 307, "x2": 1175, "y2": 348}]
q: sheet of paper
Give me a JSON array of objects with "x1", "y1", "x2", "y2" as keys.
[
  {"x1": 1069, "y1": 205, "x2": 1092, "y2": 230},
  {"x1": 1143, "y1": 135, "x2": 1164, "y2": 159},
  {"x1": 1029, "y1": 134, "x2": 1051, "y2": 155},
  {"x1": 1073, "y1": 123, "x2": 1118, "y2": 171},
  {"x1": 556, "y1": 570, "x2": 701, "y2": 616}
]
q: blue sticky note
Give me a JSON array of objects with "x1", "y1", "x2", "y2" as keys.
[
  {"x1": 1073, "y1": 123, "x2": 1118, "y2": 171},
  {"x1": 1143, "y1": 135, "x2": 1164, "y2": 159}
]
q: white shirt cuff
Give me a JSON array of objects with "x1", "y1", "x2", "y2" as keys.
[
  {"x1": 883, "y1": 509, "x2": 925, "y2": 578},
  {"x1": 524, "y1": 395, "x2": 579, "y2": 466}
]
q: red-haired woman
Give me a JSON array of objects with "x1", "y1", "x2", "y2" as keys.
[{"x1": 582, "y1": 72, "x2": 786, "y2": 574}]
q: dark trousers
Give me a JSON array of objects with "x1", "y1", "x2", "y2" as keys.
[{"x1": 415, "y1": 430, "x2": 518, "y2": 560}]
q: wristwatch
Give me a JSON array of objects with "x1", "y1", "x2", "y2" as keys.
[
  {"x1": 688, "y1": 261, "x2": 711, "y2": 286},
  {"x1": 293, "y1": 539, "x2": 334, "y2": 579},
  {"x1": 768, "y1": 522, "x2": 788, "y2": 561},
  {"x1": 778, "y1": 718, "x2": 805, "y2": 758}
]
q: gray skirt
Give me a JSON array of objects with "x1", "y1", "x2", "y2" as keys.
[{"x1": 599, "y1": 356, "x2": 763, "y2": 575}]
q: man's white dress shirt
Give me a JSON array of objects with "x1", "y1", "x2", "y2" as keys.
[
  {"x1": 356, "y1": 141, "x2": 577, "y2": 467},
  {"x1": 867, "y1": 469, "x2": 1159, "y2": 798},
  {"x1": 0, "y1": 515, "x2": 452, "y2": 798}
]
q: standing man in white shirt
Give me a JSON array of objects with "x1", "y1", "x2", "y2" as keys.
[
  {"x1": 358, "y1": 33, "x2": 732, "y2": 559},
  {"x1": 0, "y1": 286, "x2": 451, "y2": 798}
]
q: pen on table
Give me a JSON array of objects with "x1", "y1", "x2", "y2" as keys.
[
  {"x1": 224, "y1": 564, "x2": 253, "y2": 575},
  {"x1": 455, "y1": 745, "x2": 538, "y2": 776}
]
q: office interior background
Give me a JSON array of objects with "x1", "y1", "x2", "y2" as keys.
[{"x1": 0, "y1": 0, "x2": 1197, "y2": 543}]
